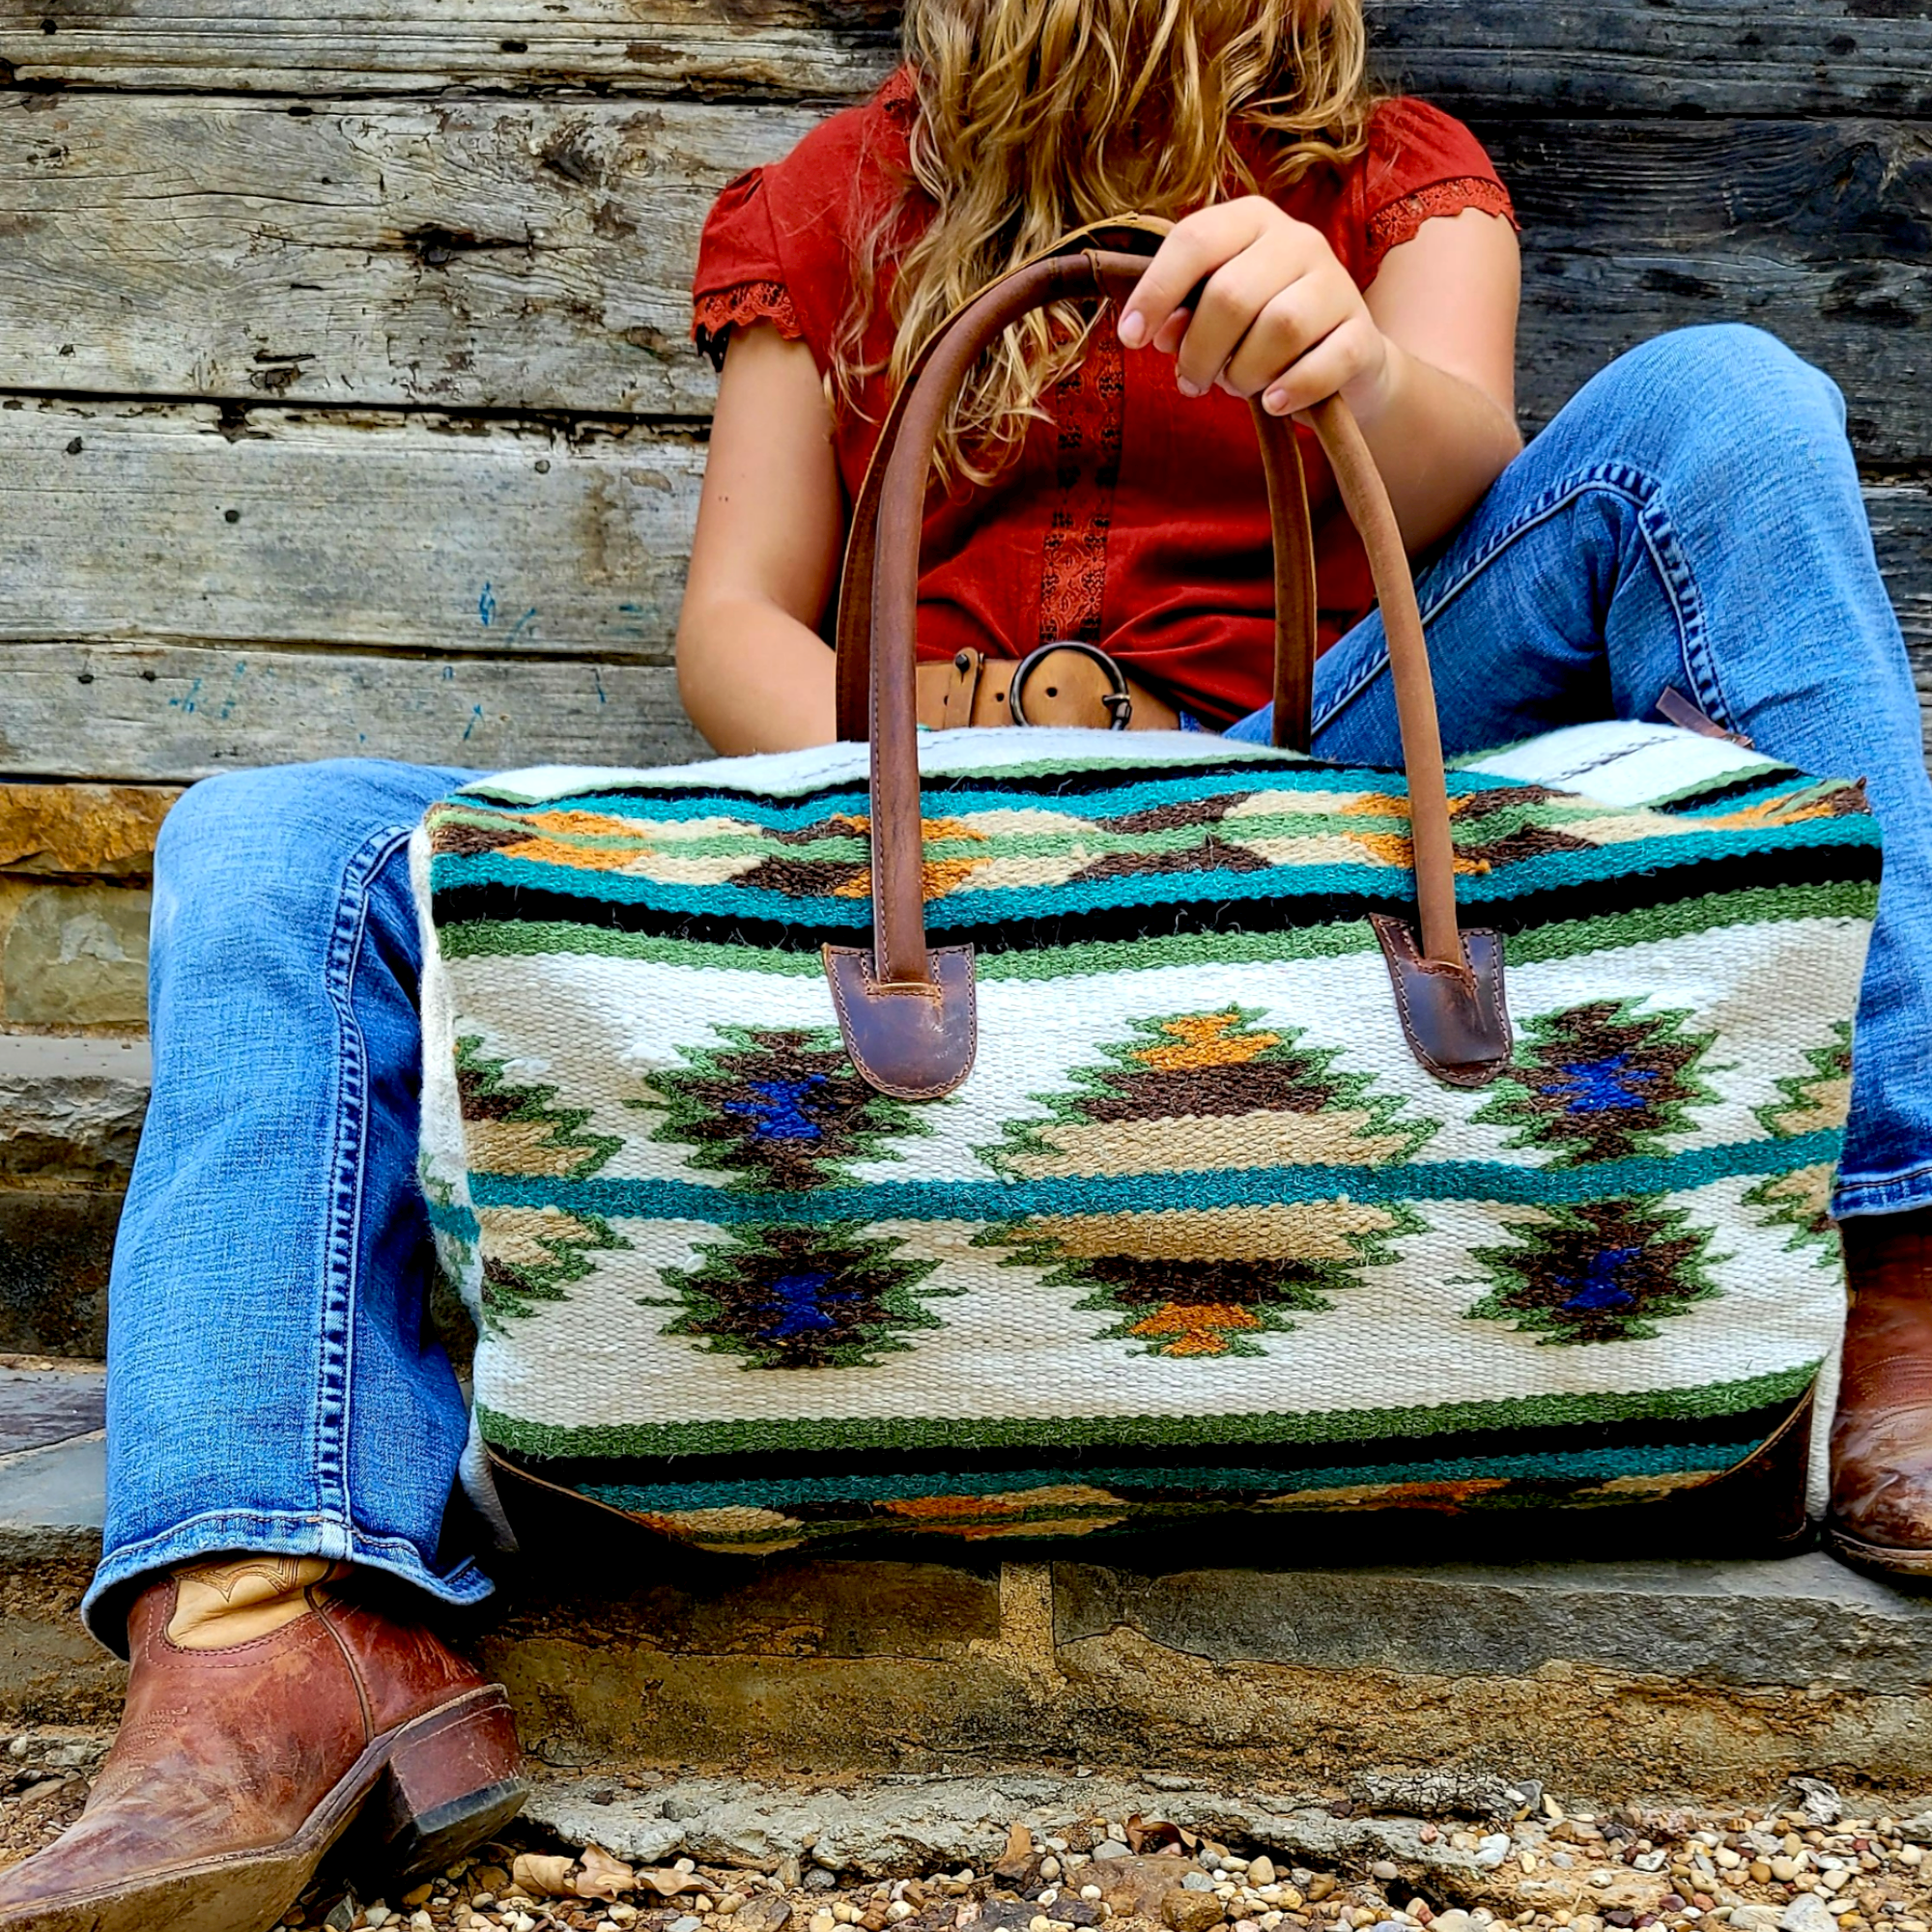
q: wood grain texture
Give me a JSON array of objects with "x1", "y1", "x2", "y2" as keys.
[
  {"x1": 5, "y1": 624, "x2": 1921, "y2": 781},
  {"x1": 0, "y1": 0, "x2": 898, "y2": 98},
  {"x1": 3, "y1": 97, "x2": 1928, "y2": 463},
  {"x1": 1492, "y1": 119, "x2": 1932, "y2": 462},
  {"x1": 1369, "y1": 0, "x2": 1932, "y2": 121},
  {"x1": 0, "y1": 398, "x2": 702, "y2": 656},
  {"x1": 5, "y1": 0, "x2": 1929, "y2": 118},
  {"x1": 0, "y1": 94, "x2": 813, "y2": 417},
  {"x1": 0, "y1": 404, "x2": 1925, "y2": 754},
  {"x1": 0, "y1": 642, "x2": 705, "y2": 780}
]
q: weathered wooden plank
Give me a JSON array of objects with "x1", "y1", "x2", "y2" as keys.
[
  {"x1": 0, "y1": 399, "x2": 701, "y2": 655},
  {"x1": 4, "y1": 624, "x2": 1922, "y2": 783},
  {"x1": 1370, "y1": 0, "x2": 1932, "y2": 122},
  {"x1": 1492, "y1": 120, "x2": 1932, "y2": 462},
  {"x1": 4, "y1": 100, "x2": 1929, "y2": 464},
  {"x1": 0, "y1": 95, "x2": 813, "y2": 418},
  {"x1": 0, "y1": 1, "x2": 897, "y2": 99},
  {"x1": 0, "y1": 643, "x2": 704, "y2": 781},
  {"x1": 1869, "y1": 485, "x2": 1932, "y2": 744},
  {"x1": 5, "y1": 0, "x2": 1929, "y2": 119},
  {"x1": 0, "y1": 403, "x2": 1925, "y2": 716},
  {"x1": 2, "y1": 479, "x2": 1925, "y2": 779}
]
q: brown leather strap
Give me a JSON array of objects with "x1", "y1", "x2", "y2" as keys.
[
  {"x1": 833, "y1": 216, "x2": 1319, "y2": 753},
  {"x1": 916, "y1": 649, "x2": 1180, "y2": 732},
  {"x1": 826, "y1": 246, "x2": 1506, "y2": 1099}
]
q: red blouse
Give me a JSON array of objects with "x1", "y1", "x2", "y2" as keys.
[{"x1": 692, "y1": 71, "x2": 1517, "y2": 726}]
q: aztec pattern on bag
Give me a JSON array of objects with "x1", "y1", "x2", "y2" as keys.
[{"x1": 413, "y1": 722, "x2": 1879, "y2": 1553}]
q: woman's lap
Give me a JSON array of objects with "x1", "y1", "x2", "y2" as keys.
[{"x1": 93, "y1": 324, "x2": 1932, "y2": 1629}]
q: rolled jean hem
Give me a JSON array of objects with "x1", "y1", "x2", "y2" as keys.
[
  {"x1": 82, "y1": 1507, "x2": 495, "y2": 1656},
  {"x1": 1833, "y1": 1164, "x2": 1932, "y2": 1220}
]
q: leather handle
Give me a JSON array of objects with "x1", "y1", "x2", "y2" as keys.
[
  {"x1": 825, "y1": 245, "x2": 1508, "y2": 1101},
  {"x1": 832, "y1": 234, "x2": 1320, "y2": 755}
]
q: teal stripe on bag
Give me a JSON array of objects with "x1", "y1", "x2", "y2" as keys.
[{"x1": 467, "y1": 1129, "x2": 1844, "y2": 1222}]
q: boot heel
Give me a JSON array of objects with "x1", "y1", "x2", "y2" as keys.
[{"x1": 371, "y1": 1688, "x2": 527, "y2": 1885}]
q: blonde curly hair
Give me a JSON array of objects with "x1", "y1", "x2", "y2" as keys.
[{"x1": 837, "y1": 0, "x2": 1375, "y2": 486}]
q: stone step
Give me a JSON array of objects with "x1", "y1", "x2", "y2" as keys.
[
  {"x1": 0, "y1": 1032, "x2": 149, "y2": 1358},
  {"x1": 9, "y1": 1361, "x2": 1932, "y2": 1807}
]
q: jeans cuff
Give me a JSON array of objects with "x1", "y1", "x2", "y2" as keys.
[
  {"x1": 82, "y1": 1507, "x2": 495, "y2": 1658},
  {"x1": 1833, "y1": 1163, "x2": 1932, "y2": 1220}
]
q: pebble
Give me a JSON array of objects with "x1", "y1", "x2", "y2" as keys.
[
  {"x1": 670, "y1": 1918, "x2": 704, "y2": 1932},
  {"x1": 1182, "y1": 1875, "x2": 1216, "y2": 1893},
  {"x1": 808, "y1": 1872, "x2": 839, "y2": 1891},
  {"x1": 1475, "y1": 1837, "x2": 1510, "y2": 1870},
  {"x1": 1248, "y1": 1861, "x2": 1277, "y2": 1889},
  {"x1": 1370, "y1": 1864, "x2": 1399, "y2": 1885},
  {"x1": 1780, "y1": 1899, "x2": 1838, "y2": 1932},
  {"x1": 1163, "y1": 1889, "x2": 1227, "y2": 1932},
  {"x1": 1094, "y1": 1844, "x2": 1132, "y2": 1862}
]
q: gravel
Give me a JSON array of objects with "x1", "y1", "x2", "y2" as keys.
[{"x1": 0, "y1": 1733, "x2": 1928, "y2": 1932}]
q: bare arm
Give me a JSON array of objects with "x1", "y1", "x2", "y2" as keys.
[
  {"x1": 676, "y1": 324, "x2": 844, "y2": 754},
  {"x1": 1118, "y1": 197, "x2": 1522, "y2": 551}
]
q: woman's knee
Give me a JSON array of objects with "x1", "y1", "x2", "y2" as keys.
[
  {"x1": 153, "y1": 758, "x2": 441, "y2": 936},
  {"x1": 1591, "y1": 325, "x2": 1847, "y2": 450}
]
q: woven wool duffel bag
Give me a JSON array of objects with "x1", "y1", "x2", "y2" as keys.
[{"x1": 413, "y1": 248, "x2": 1880, "y2": 1556}]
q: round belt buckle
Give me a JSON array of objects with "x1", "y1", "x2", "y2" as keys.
[{"x1": 1008, "y1": 641, "x2": 1133, "y2": 730}]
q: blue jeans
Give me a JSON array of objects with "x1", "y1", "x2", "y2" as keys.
[{"x1": 84, "y1": 324, "x2": 1932, "y2": 1642}]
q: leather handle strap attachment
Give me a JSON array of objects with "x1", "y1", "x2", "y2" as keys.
[{"x1": 825, "y1": 245, "x2": 1511, "y2": 1099}]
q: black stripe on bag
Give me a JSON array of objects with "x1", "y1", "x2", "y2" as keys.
[
  {"x1": 496, "y1": 1396, "x2": 1801, "y2": 1495},
  {"x1": 432, "y1": 839, "x2": 1878, "y2": 958}
]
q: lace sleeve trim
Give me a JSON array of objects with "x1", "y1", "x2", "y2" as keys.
[
  {"x1": 693, "y1": 281, "x2": 805, "y2": 370},
  {"x1": 1363, "y1": 177, "x2": 1518, "y2": 280}
]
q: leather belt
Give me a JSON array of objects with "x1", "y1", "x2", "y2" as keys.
[{"x1": 915, "y1": 645, "x2": 1181, "y2": 733}]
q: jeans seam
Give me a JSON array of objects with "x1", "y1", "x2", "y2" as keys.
[
  {"x1": 1314, "y1": 463, "x2": 1709, "y2": 739},
  {"x1": 314, "y1": 822, "x2": 418, "y2": 1542}
]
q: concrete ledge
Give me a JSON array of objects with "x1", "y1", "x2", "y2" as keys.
[
  {"x1": 0, "y1": 1034, "x2": 149, "y2": 1357},
  {"x1": 13, "y1": 1420, "x2": 1932, "y2": 1803},
  {"x1": 1056, "y1": 1557, "x2": 1932, "y2": 1693}
]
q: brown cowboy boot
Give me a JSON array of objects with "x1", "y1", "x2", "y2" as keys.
[
  {"x1": 1828, "y1": 1207, "x2": 1932, "y2": 1578},
  {"x1": 0, "y1": 1556, "x2": 525, "y2": 1932}
]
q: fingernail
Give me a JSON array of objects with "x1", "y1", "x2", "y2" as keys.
[
  {"x1": 1264, "y1": 388, "x2": 1290, "y2": 414},
  {"x1": 1177, "y1": 376, "x2": 1202, "y2": 398},
  {"x1": 1118, "y1": 310, "x2": 1147, "y2": 349}
]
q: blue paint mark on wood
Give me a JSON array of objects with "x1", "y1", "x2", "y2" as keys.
[
  {"x1": 216, "y1": 661, "x2": 247, "y2": 722},
  {"x1": 167, "y1": 676, "x2": 204, "y2": 715},
  {"x1": 593, "y1": 668, "x2": 608, "y2": 706},
  {"x1": 461, "y1": 703, "x2": 485, "y2": 743},
  {"x1": 508, "y1": 607, "x2": 538, "y2": 640},
  {"x1": 479, "y1": 582, "x2": 498, "y2": 627}
]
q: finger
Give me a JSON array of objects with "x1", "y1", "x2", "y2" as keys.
[
  {"x1": 1118, "y1": 203, "x2": 1269, "y2": 350},
  {"x1": 1173, "y1": 246, "x2": 1306, "y2": 397},
  {"x1": 1260, "y1": 321, "x2": 1375, "y2": 416},
  {"x1": 1217, "y1": 283, "x2": 1338, "y2": 399},
  {"x1": 1150, "y1": 306, "x2": 1191, "y2": 357}
]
